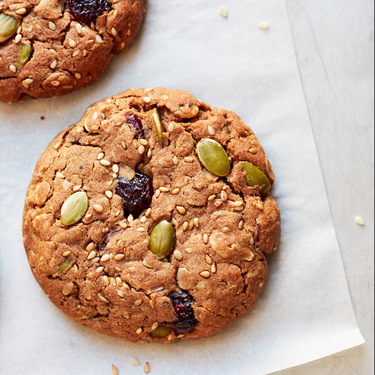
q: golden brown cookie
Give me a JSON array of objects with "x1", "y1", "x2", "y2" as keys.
[
  {"x1": 23, "y1": 88, "x2": 281, "y2": 343},
  {"x1": 0, "y1": 0, "x2": 146, "y2": 102}
]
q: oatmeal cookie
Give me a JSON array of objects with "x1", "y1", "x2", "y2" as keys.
[
  {"x1": 0, "y1": 0, "x2": 146, "y2": 103},
  {"x1": 23, "y1": 88, "x2": 281, "y2": 343}
]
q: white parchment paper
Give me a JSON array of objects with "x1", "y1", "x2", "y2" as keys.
[{"x1": 0, "y1": 1, "x2": 365, "y2": 374}]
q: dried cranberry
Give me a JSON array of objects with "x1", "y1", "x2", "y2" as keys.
[
  {"x1": 116, "y1": 173, "x2": 153, "y2": 218},
  {"x1": 125, "y1": 113, "x2": 145, "y2": 139},
  {"x1": 67, "y1": 0, "x2": 110, "y2": 26},
  {"x1": 162, "y1": 291, "x2": 198, "y2": 334}
]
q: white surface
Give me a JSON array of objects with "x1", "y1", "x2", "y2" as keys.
[
  {"x1": 273, "y1": 1, "x2": 374, "y2": 374},
  {"x1": 0, "y1": 1, "x2": 368, "y2": 374}
]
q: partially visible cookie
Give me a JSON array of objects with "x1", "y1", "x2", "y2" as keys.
[
  {"x1": 0, "y1": 0, "x2": 146, "y2": 103},
  {"x1": 23, "y1": 88, "x2": 281, "y2": 343}
]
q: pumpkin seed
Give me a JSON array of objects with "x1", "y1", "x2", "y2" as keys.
[
  {"x1": 150, "y1": 325, "x2": 171, "y2": 338},
  {"x1": 57, "y1": 258, "x2": 74, "y2": 274},
  {"x1": 61, "y1": 191, "x2": 88, "y2": 226},
  {"x1": 242, "y1": 161, "x2": 271, "y2": 193},
  {"x1": 0, "y1": 14, "x2": 18, "y2": 43},
  {"x1": 152, "y1": 108, "x2": 163, "y2": 144},
  {"x1": 149, "y1": 220, "x2": 175, "y2": 260},
  {"x1": 18, "y1": 44, "x2": 31, "y2": 66},
  {"x1": 197, "y1": 138, "x2": 230, "y2": 177}
]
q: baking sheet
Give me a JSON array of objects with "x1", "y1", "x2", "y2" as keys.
[{"x1": 0, "y1": 1, "x2": 365, "y2": 374}]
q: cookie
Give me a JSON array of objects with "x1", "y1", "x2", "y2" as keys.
[
  {"x1": 0, "y1": 0, "x2": 146, "y2": 103},
  {"x1": 23, "y1": 88, "x2": 281, "y2": 343}
]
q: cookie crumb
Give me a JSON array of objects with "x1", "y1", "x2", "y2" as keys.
[
  {"x1": 219, "y1": 6, "x2": 228, "y2": 18},
  {"x1": 130, "y1": 358, "x2": 140, "y2": 366},
  {"x1": 355, "y1": 216, "x2": 365, "y2": 226},
  {"x1": 144, "y1": 362, "x2": 151, "y2": 374},
  {"x1": 112, "y1": 364, "x2": 119, "y2": 375},
  {"x1": 258, "y1": 22, "x2": 270, "y2": 30},
  {"x1": 40, "y1": 116, "x2": 45, "y2": 120}
]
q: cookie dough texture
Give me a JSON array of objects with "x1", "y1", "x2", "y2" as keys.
[
  {"x1": 0, "y1": 0, "x2": 146, "y2": 103},
  {"x1": 23, "y1": 88, "x2": 281, "y2": 343}
]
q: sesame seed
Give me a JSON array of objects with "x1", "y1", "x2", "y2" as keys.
[
  {"x1": 219, "y1": 6, "x2": 228, "y2": 18},
  {"x1": 161, "y1": 94, "x2": 169, "y2": 101},
  {"x1": 144, "y1": 362, "x2": 151, "y2": 374},
  {"x1": 168, "y1": 123, "x2": 175, "y2": 132},
  {"x1": 258, "y1": 22, "x2": 270, "y2": 30},
  {"x1": 159, "y1": 187, "x2": 169, "y2": 192},
  {"x1": 116, "y1": 277, "x2": 122, "y2": 286},
  {"x1": 206, "y1": 255, "x2": 212, "y2": 264},
  {"x1": 123, "y1": 312, "x2": 130, "y2": 319},
  {"x1": 97, "y1": 152, "x2": 104, "y2": 160},
  {"x1": 147, "y1": 149, "x2": 152, "y2": 158},
  {"x1": 93, "y1": 111, "x2": 98, "y2": 120},
  {"x1": 9, "y1": 65, "x2": 16, "y2": 73},
  {"x1": 136, "y1": 328, "x2": 142, "y2": 334},
  {"x1": 69, "y1": 39, "x2": 77, "y2": 48},
  {"x1": 184, "y1": 156, "x2": 193, "y2": 163},
  {"x1": 134, "y1": 299, "x2": 143, "y2": 306},
  {"x1": 177, "y1": 206, "x2": 186, "y2": 214},
  {"x1": 15, "y1": 34, "x2": 22, "y2": 43},
  {"x1": 208, "y1": 125, "x2": 215, "y2": 135},
  {"x1": 155, "y1": 189, "x2": 160, "y2": 198},
  {"x1": 139, "y1": 139, "x2": 148, "y2": 146},
  {"x1": 105, "y1": 190, "x2": 113, "y2": 198},
  {"x1": 50, "y1": 60, "x2": 57, "y2": 69},
  {"x1": 16, "y1": 8, "x2": 26, "y2": 15},
  {"x1": 211, "y1": 263, "x2": 217, "y2": 273},
  {"x1": 119, "y1": 221, "x2": 127, "y2": 228},
  {"x1": 140, "y1": 216, "x2": 146, "y2": 223},
  {"x1": 137, "y1": 227, "x2": 145, "y2": 232},
  {"x1": 17, "y1": 26, "x2": 22, "y2": 33},
  {"x1": 174, "y1": 250, "x2": 183, "y2": 260},
  {"x1": 72, "y1": 50, "x2": 80, "y2": 57},
  {"x1": 63, "y1": 251, "x2": 71, "y2": 257},
  {"x1": 74, "y1": 72, "x2": 81, "y2": 79},
  {"x1": 151, "y1": 322, "x2": 158, "y2": 330},
  {"x1": 235, "y1": 206, "x2": 244, "y2": 211},
  {"x1": 222, "y1": 226, "x2": 230, "y2": 233},
  {"x1": 100, "y1": 159, "x2": 111, "y2": 166},
  {"x1": 171, "y1": 188, "x2": 180, "y2": 195},
  {"x1": 215, "y1": 201, "x2": 222, "y2": 208},
  {"x1": 221, "y1": 190, "x2": 228, "y2": 201},
  {"x1": 355, "y1": 216, "x2": 365, "y2": 226},
  {"x1": 249, "y1": 148, "x2": 257, "y2": 154},
  {"x1": 92, "y1": 257, "x2": 100, "y2": 263},
  {"x1": 203, "y1": 234, "x2": 209, "y2": 244},
  {"x1": 101, "y1": 254, "x2": 110, "y2": 261},
  {"x1": 62, "y1": 282, "x2": 74, "y2": 296},
  {"x1": 145, "y1": 208, "x2": 152, "y2": 217},
  {"x1": 115, "y1": 254, "x2": 124, "y2": 261},
  {"x1": 143, "y1": 97, "x2": 151, "y2": 103},
  {"x1": 182, "y1": 222, "x2": 189, "y2": 231},
  {"x1": 185, "y1": 248, "x2": 192, "y2": 253},
  {"x1": 234, "y1": 201, "x2": 243, "y2": 207},
  {"x1": 208, "y1": 194, "x2": 216, "y2": 201},
  {"x1": 144, "y1": 88, "x2": 153, "y2": 93},
  {"x1": 93, "y1": 204, "x2": 103, "y2": 212},
  {"x1": 48, "y1": 22, "x2": 56, "y2": 31},
  {"x1": 138, "y1": 145, "x2": 145, "y2": 154},
  {"x1": 244, "y1": 251, "x2": 255, "y2": 261},
  {"x1": 76, "y1": 23, "x2": 82, "y2": 34},
  {"x1": 130, "y1": 358, "x2": 140, "y2": 366},
  {"x1": 96, "y1": 266, "x2": 104, "y2": 273},
  {"x1": 200, "y1": 271, "x2": 211, "y2": 278},
  {"x1": 193, "y1": 218, "x2": 199, "y2": 228},
  {"x1": 51, "y1": 81, "x2": 60, "y2": 86},
  {"x1": 111, "y1": 27, "x2": 117, "y2": 36},
  {"x1": 56, "y1": 172, "x2": 64, "y2": 178},
  {"x1": 127, "y1": 214, "x2": 134, "y2": 222},
  {"x1": 189, "y1": 220, "x2": 194, "y2": 230},
  {"x1": 72, "y1": 185, "x2": 81, "y2": 191},
  {"x1": 173, "y1": 156, "x2": 178, "y2": 165},
  {"x1": 239, "y1": 220, "x2": 244, "y2": 230},
  {"x1": 96, "y1": 34, "x2": 103, "y2": 43},
  {"x1": 112, "y1": 365, "x2": 119, "y2": 375},
  {"x1": 127, "y1": 29, "x2": 132, "y2": 36},
  {"x1": 250, "y1": 236, "x2": 254, "y2": 245},
  {"x1": 150, "y1": 300, "x2": 155, "y2": 308}
]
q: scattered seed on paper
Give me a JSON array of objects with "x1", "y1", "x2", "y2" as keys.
[
  {"x1": 219, "y1": 6, "x2": 228, "y2": 18},
  {"x1": 355, "y1": 216, "x2": 365, "y2": 226},
  {"x1": 258, "y1": 22, "x2": 270, "y2": 30}
]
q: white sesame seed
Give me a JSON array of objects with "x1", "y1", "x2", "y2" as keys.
[
  {"x1": 15, "y1": 34, "x2": 22, "y2": 43},
  {"x1": 234, "y1": 201, "x2": 243, "y2": 207},
  {"x1": 72, "y1": 50, "x2": 80, "y2": 57},
  {"x1": 140, "y1": 216, "x2": 146, "y2": 223},
  {"x1": 100, "y1": 159, "x2": 111, "y2": 166},
  {"x1": 111, "y1": 27, "x2": 117, "y2": 36},
  {"x1": 173, "y1": 156, "x2": 178, "y2": 165},
  {"x1": 208, "y1": 194, "x2": 216, "y2": 201},
  {"x1": 137, "y1": 227, "x2": 145, "y2": 232},
  {"x1": 101, "y1": 254, "x2": 110, "y2": 261},
  {"x1": 97, "y1": 152, "x2": 104, "y2": 160},
  {"x1": 203, "y1": 234, "x2": 209, "y2": 244},
  {"x1": 49, "y1": 22, "x2": 56, "y2": 31},
  {"x1": 50, "y1": 60, "x2": 57, "y2": 69},
  {"x1": 155, "y1": 189, "x2": 160, "y2": 198},
  {"x1": 168, "y1": 123, "x2": 175, "y2": 132},
  {"x1": 138, "y1": 145, "x2": 145, "y2": 154},
  {"x1": 145, "y1": 208, "x2": 152, "y2": 217},
  {"x1": 239, "y1": 220, "x2": 244, "y2": 230},
  {"x1": 249, "y1": 147, "x2": 257, "y2": 154},
  {"x1": 9, "y1": 65, "x2": 16, "y2": 73},
  {"x1": 208, "y1": 125, "x2": 215, "y2": 135},
  {"x1": 96, "y1": 34, "x2": 103, "y2": 43},
  {"x1": 147, "y1": 149, "x2": 152, "y2": 158},
  {"x1": 200, "y1": 271, "x2": 211, "y2": 278},
  {"x1": 119, "y1": 221, "x2": 127, "y2": 228},
  {"x1": 76, "y1": 23, "x2": 82, "y2": 34},
  {"x1": 219, "y1": 6, "x2": 228, "y2": 18},
  {"x1": 92, "y1": 257, "x2": 100, "y2": 263},
  {"x1": 159, "y1": 187, "x2": 169, "y2": 192},
  {"x1": 355, "y1": 216, "x2": 365, "y2": 226},
  {"x1": 194, "y1": 218, "x2": 199, "y2": 227},
  {"x1": 143, "y1": 97, "x2": 151, "y2": 103},
  {"x1": 96, "y1": 266, "x2": 104, "y2": 273},
  {"x1": 86, "y1": 242, "x2": 95, "y2": 251},
  {"x1": 16, "y1": 8, "x2": 26, "y2": 15},
  {"x1": 177, "y1": 206, "x2": 186, "y2": 214},
  {"x1": 115, "y1": 254, "x2": 124, "y2": 261},
  {"x1": 139, "y1": 139, "x2": 148, "y2": 146},
  {"x1": 182, "y1": 222, "x2": 189, "y2": 231},
  {"x1": 63, "y1": 251, "x2": 71, "y2": 257},
  {"x1": 56, "y1": 172, "x2": 64, "y2": 178},
  {"x1": 211, "y1": 263, "x2": 217, "y2": 273},
  {"x1": 112, "y1": 164, "x2": 119, "y2": 173},
  {"x1": 221, "y1": 190, "x2": 228, "y2": 201},
  {"x1": 136, "y1": 328, "x2": 142, "y2": 334},
  {"x1": 72, "y1": 185, "x2": 81, "y2": 191},
  {"x1": 69, "y1": 39, "x2": 77, "y2": 48},
  {"x1": 184, "y1": 156, "x2": 193, "y2": 163},
  {"x1": 105, "y1": 190, "x2": 113, "y2": 199},
  {"x1": 222, "y1": 226, "x2": 230, "y2": 233},
  {"x1": 171, "y1": 188, "x2": 180, "y2": 195},
  {"x1": 206, "y1": 254, "x2": 212, "y2": 264},
  {"x1": 93, "y1": 204, "x2": 103, "y2": 212},
  {"x1": 130, "y1": 358, "x2": 140, "y2": 366},
  {"x1": 174, "y1": 250, "x2": 183, "y2": 260},
  {"x1": 259, "y1": 22, "x2": 270, "y2": 30},
  {"x1": 250, "y1": 235, "x2": 254, "y2": 245},
  {"x1": 127, "y1": 214, "x2": 134, "y2": 222}
]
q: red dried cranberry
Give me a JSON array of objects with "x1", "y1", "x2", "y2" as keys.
[
  {"x1": 67, "y1": 0, "x2": 110, "y2": 26},
  {"x1": 125, "y1": 113, "x2": 145, "y2": 139},
  {"x1": 162, "y1": 291, "x2": 198, "y2": 334},
  {"x1": 116, "y1": 173, "x2": 153, "y2": 218}
]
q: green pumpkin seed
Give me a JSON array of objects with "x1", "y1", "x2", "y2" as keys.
[
  {"x1": 242, "y1": 161, "x2": 271, "y2": 193},
  {"x1": 150, "y1": 325, "x2": 171, "y2": 338},
  {"x1": 61, "y1": 191, "x2": 88, "y2": 226},
  {"x1": 57, "y1": 258, "x2": 74, "y2": 274},
  {"x1": 18, "y1": 44, "x2": 31, "y2": 66},
  {"x1": 197, "y1": 138, "x2": 230, "y2": 177},
  {"x1": 149, "y1": 220, "x2": 175, "y2": 260},
  {"x1": 0, "y1": 14, "x2": 18, "y2": 43},
  {"x1": 152, "y1": 108, "x2": 164, "y2": 144}
]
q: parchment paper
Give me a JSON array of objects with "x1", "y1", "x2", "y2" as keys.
[{"x1": 0, "y1": 1, "x2": 365, "y2": 374}]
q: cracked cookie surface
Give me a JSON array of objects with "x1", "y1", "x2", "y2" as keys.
[
  {"x1": 23, "y1": 88, "x2": 281, "y2": 343},
  {"x1": 0, "y1": 0, "x2": 146, "y2": 103}
]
